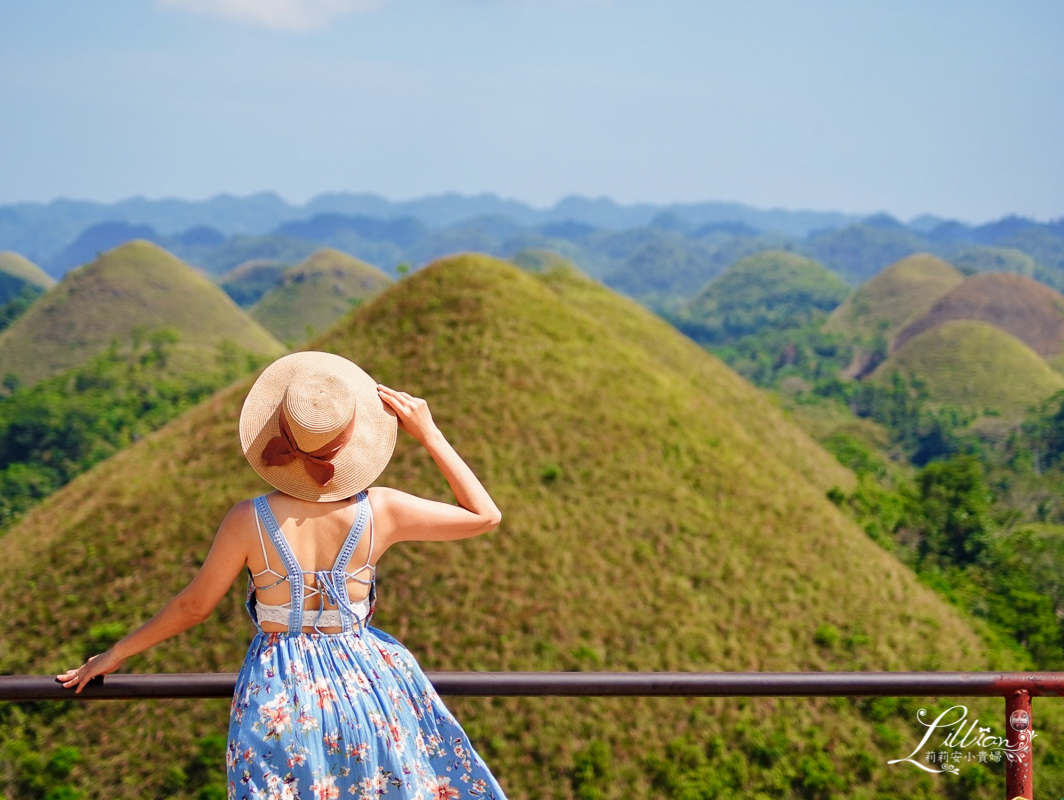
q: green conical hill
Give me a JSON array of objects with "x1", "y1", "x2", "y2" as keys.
[
  {"x1": 0, "y1": 251, "x2": 55, "y2": 304},
  {"x1": 676, "y1": 250, "x2": 850, "y2": 344},
  {"x1": 221, "y1": 259, "x2": 286, "y2": 284},
  {"x1": 891, "y1": 272, "x2": 1064, "y2": 369},
  {"x1": 0, "y1": 255, "x2": 1015, "y2": 798},
  {"x1": 250, "y1": 248, "x2": 392, "y2": 344},
  {"x1": 509, "y1": 247, "x2": 588, "y2": 280},
  {"x1": 953, "y1": 245, "x2": 1039, "y2": 276},
  {"x1": 825, "y1": 253, "x2": 964, "y2": 340},
  {"x1": 219, "y1": 259, "x2": 287, "y2": 307},
  {"x1": 0, "y1": 251, "x2": 54, "y2": 289},
  {"x1": 0, "y1": 240, "x2": 284, "y2": 386},
  {"x1": 873, "y1": 320, "x2": 1064, "y2": 418}
]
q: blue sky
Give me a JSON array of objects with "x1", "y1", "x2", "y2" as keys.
[{"x1": 1, "y1": 0, "x2": 1061, "y2": 223}]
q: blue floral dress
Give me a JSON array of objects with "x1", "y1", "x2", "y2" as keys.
[{"x1": 227, "y1": 494, "x2": 507, "y2": 800}]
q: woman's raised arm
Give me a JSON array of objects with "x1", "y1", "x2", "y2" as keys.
[
  {"x1": 57, "y1": 501, "x2": 252, "y2": 693},
  {"x1": 374, "y1": 386, "x2": 501, "y2": 547}
]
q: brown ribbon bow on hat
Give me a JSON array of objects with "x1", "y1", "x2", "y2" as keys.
[{"x1": 261, "y1": 407, "x2": 356, "y2": 487}]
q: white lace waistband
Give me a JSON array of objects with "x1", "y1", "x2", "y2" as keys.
[{"x1": 256, "y1": 597, "x2": 371, "y2": 628}]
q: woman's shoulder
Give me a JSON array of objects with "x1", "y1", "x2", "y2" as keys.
[
  {"x1": 217, "y1": 497, "x2": 284, "y2": 544},
  {"x1": 219, "y1": 499, "x2": 258, "y2": 532},
  {"x1": 366, "y1": 486, "x2": 418, "y2": 511}
]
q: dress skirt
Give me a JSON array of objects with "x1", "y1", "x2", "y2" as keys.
[{"x1": 227, "y1": 627, "x2": 507, "y2": 800}]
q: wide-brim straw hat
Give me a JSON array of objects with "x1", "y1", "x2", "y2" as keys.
[{"x1": 239, "y1": 351, "x2": 397, "y2": 502}]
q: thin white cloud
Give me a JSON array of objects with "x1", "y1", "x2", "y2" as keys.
[{"x1": 158, "y1": 0, "x2": 387, "y2": 32}]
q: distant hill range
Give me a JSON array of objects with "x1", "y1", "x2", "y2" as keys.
[
  {"x1": 2, "y1": 194, "x2": 1061, "y2": 312},
  {"x1": 0, "y1": 240, "x2": 284, "y2": 387}
]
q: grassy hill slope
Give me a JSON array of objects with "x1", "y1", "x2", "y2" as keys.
[
  {"x1": 674, "y1": 250, "x2": 850, "y2": 344},
  {"x1": 250, "y1": 248, "x2": 392, "y2": 344},
  {"x1": 874, "y1": 320, "x2": 1064, "y2": 417},
  {"x1": 0, "y1": 251, "x2": 55, "y2": 305},
  {"x1": 0, "y1": 240, "x2": 284, "y2": 386},
  {"x1": 891, "y1": 272, "x2": 1064, "y2": 367},
  {"x1": 0, "y1": 255, "x2": 1026, "y2": 799},
  {"x1": 825, "y1": 253, "x2": 964, "y2": 340}
]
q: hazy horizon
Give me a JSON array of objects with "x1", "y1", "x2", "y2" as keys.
[{"x1": 3, "y1": 188, "x2": 1057, "y2": 228}]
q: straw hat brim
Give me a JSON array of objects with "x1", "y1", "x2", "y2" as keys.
[{"x1": 239, "y1": 352, "x2": 397, "y2": 502}]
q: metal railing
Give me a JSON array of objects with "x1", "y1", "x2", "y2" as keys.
[{"x1": 3, "y1": 670, "x2": 1061, "y2": 799}]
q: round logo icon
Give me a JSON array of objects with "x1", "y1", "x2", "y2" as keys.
[{"x1": 1009, "y1": 709, "x2": 1030, "y2": 731}]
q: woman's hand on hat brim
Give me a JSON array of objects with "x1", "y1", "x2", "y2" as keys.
[{"x1": 377, "y1": 385, "x2": 440, "y2": 445}]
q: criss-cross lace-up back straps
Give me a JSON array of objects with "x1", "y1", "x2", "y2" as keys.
[{"x1": 247, "y1": 492, "x2": 376, "y2": 634}]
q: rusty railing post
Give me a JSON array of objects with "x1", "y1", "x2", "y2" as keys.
[{"x1": 1005, "y1": 689, "x2": 1033, "y2": 800}]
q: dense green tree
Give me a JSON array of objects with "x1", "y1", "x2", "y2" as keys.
[
  {"x1": 0, "y1": 331, "x2": 263, "y2": 530},
  {"x1": 0, "y1": 284, "x2": 44, "y2": 333},
  {"x1": 910, "y1": 456, "x2": 991, "y2": 565}
]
